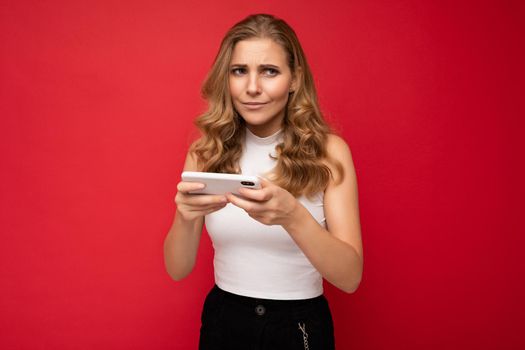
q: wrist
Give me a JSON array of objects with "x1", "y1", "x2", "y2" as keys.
[
  {"x1": 282, "y1": 199, "x2": 307, "y2": 233},
  {"x1": 176, "y1": 208, "x2": 201, "y2": 224}
]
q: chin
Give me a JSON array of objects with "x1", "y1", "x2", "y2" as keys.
[
  {"x1": 236, "y1": 111, "x2": 268, "y2": 123},
  {"x1": 241, "y1": 117, "x2": 271, "y2": 126}
]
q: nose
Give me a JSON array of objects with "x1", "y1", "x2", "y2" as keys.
[{"x1": 246, "y1": 73, "x2": 261, "y2": 96}]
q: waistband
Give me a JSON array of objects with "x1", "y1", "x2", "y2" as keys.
[{"x1": 211, "y1": 284, "x2": 326, "y2": 311}]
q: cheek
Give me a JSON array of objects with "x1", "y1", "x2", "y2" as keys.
[
  {"x1": 229, "y1": 78, "x2": 242, "y2": 97},
  {"x1": 266, "y1": 79, "x2": 291, "y2": 100}
]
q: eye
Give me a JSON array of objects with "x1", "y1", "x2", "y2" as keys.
[
  {"x1": 231, "y1": 67, "x2": 246, "y2": 75},
  {"x1": 263, "y1": 68, "x2": 279, "y2": 76}
]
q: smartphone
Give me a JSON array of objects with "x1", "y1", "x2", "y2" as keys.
[{"x1": 181, "y1": 171, "x2": 261, "y2": 195}]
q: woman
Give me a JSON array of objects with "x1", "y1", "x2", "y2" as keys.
[{"x1": 164, "y1": 13, "x2": 363, "y2": 349}]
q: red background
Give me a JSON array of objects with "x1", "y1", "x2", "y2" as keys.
[{"x1": 1, "y1": 0, "x2": 524, "y2": 349}]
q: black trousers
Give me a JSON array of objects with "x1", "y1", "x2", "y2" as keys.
[{"x1": 199, "y1": 284, "x2": 335, "y2": 350}]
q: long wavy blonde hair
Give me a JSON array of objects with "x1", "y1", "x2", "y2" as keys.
[{"x1": 190, "y1": 13, "x2": 343, "y2": 197}]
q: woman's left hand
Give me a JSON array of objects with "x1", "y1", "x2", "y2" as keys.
[{"x1": 225, "y1": 177, "x2": 301, "y2": 226}]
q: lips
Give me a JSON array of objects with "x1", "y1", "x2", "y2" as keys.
[{"x1": 242, "y1": 102, "x2": 268, "y2": 110}]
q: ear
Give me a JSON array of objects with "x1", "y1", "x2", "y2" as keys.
[{"x1": 289, "y1": 81, "x2": 296, "y2": 94}]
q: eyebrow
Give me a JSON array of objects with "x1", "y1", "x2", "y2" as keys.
[{"x1": 229, "y1": 63, "x2": 281, "y2": 69}]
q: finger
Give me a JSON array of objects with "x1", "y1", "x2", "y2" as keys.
[
  {"x1": 187, "y1": 202, "x2": 227, "y2": 212},
  {"x1": 237, "y1": 187, "x2": 272, "y2": 202},
  {"x1": 185, "y1": 194, "x2": 228, "y2": 206},
  {"x1": 226, "y1": 193, "x2": 262, "y2": 213},
  {"x1": 177, "y1": 181, "x2": 206, "y2": 193},
  {"x1": 202, "y1": 205, "x2": 227, "y2": 216}
]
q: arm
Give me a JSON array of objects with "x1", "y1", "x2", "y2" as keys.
[
  {"x1": 284, "y1": 135, "x2": 363, "y2": 293},
  {"x1": 163, "y1": 148, "x2": 228, "y2": 281},
  {"x1": 226, "y1": 135, "x2": 363, "y2": 293}
]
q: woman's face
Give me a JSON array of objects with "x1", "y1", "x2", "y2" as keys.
[{"x1": 229, "y1": 38, "x2": 295, "y2": 137}]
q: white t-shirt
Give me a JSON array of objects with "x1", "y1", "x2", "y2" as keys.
[{"x1": 204, "y1": 127, "x2": 326, "y2": 300}]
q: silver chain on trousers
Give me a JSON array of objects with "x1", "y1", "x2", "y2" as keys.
[{"x1": 298, "y1": 322, "x2": 310, "y2": 350}]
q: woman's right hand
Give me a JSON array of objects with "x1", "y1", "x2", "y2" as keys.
[{"x1": 174, "y1": 181, "x2": 228, "y2": 221}]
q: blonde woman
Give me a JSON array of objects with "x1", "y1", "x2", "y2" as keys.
[{"x1": 164, "y1": 13, "x2": 363, "y2": 350}]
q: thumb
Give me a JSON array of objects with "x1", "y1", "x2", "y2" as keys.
[{"x1": 256, "y1": 175, "x2": 272, "y2": 188}]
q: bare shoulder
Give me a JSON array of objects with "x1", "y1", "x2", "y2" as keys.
[
  {"x1": 326, "y1": 133, "x2": 352, "y2": 159},
  {"x1": 325, "y1": 134, "x2": 356, "y2": 184}
]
